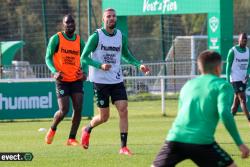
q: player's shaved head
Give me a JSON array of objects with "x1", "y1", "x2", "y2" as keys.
[
  {"x1": 198, "y1": 50, "x2": 222, "y2": 75},
  {"x1": 62, "y1": 14, "x2": 75, "y2": 36},
  {"x1": 63, "y1": 14, "x2": 74, "y2": 21},
  {"x1": 239, "y1": 32, "x2": 247, "y2": 38},
  {"x1": 239, "y1": 32, "x2": 248, "y2": 48}
]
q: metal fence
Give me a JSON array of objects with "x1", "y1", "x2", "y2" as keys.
[
  {"x1": 2, "y1": 61, "x2": 194, "y2": 77},
  {"x1": 2, "y1": 62, "x2": 51, "y2": 79},
  {"x1": 1, "y1": 61, "x2": 227, "y2": 92},
  {"x1": 1, "y1": 61, "x2": 228, "y2": 115}
]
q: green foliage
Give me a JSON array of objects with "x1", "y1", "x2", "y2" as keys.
[
  {"x1": 1, "y1": 0, "x2": 250, "y2": 64},
  {"x1": 181, "y1": 14, "x2": 207, "y2": 35},
  {"x1": 234, "y1": 0, "x2": 250, "y2": 35},
  {"x1": 0, "y1": 0, "x2": 92, "y2": 64}
]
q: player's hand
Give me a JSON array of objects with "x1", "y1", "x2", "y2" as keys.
[
  {"x1": 140, "y1": 64, "x2": 150, "y2": 75},
  {"x1": 101, "y1": 64, "x2": 112, "y2": 71},
  {"x1": 53, "y1": 71, "x2": 63, "y2": 80},
  {"x1": 244, "y1": 75, "x2": 249, "y2": 84},
  {"x1": 76, "y1": 69, "x2": 87, "y2": 81},
  {"x1": 239, "y1": 144, "x2": 250, "y2": 159}
]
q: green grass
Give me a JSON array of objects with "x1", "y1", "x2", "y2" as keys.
[{"x1": 0, "y1": 99, "x2": 250, "y2": 167}]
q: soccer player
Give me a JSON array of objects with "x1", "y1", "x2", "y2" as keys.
[
  {"x1": 80, "y1": 8, "x2": 150, "y2": 155},
  {"x1": 226, "y1": 32, "x2": 250, "y2": 125},
  {"x1": 152, "y1": 50, "x2": 249, "y2": 167},
  {"x1": 45, "y1": 14, "x2": 86, "y2": 146}
]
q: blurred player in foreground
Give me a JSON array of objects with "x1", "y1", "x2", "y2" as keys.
[
  {"x1": 152, "y1": 50, "x2": 249, "y2": 167},
  {"x1": 80, "y1": 8, "x2": 149, "y2": 155}
]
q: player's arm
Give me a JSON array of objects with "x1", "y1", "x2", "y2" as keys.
[
  {"x1": 246, "y1": 51, "x2": 250, "y2": 78},
  {"x1": 217, "y1": 83, "x2": 243, "y2": 146},
  {"x1": 226, "y1": 49, "x2": 234, "y2": 82},
  {"x1": 45, "y1": 34, "x2": 59, "y2": 74},
  {"x1": 79, "y1": 38, "x2": 88, "y2": 74},
  {"x1": 243, "y1": 52, "x2": 250, "y2": 83},
  {"x1": 80, "y1": 38, "x2": 85, "y2": 55},
  {"x1": 80, "y1": 32, "x2": 102, "y2": 69},
  {"x1": 73, "y1": 38, "x2": 87, "y2": 81},
  {"x1": 122, "y1": 34, "x2": 150, "y2": 74},
  {"x1": 218, "y1": 83, "x2": 250, "y2": 158}
]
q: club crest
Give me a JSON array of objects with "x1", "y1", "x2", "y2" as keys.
[{"x1": 209, "y1": 16, "x2": 219, "y2": 33}]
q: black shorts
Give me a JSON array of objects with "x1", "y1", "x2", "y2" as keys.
[
  {"x1": 94, "y1": 82, "x2": 128, "y2": 108},
  {"x1": 152, "y1": 141, "x2": 233, "y2": 167},
  {"x1": 55, "y1": 80, "x2": 83, "y2": 98},
  {"x1": 231, "y1": 81, "x2": 246, "y2": 93}
]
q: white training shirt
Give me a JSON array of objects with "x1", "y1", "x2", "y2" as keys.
[
  {"x1": 89, "y1": 29, "x2": 123, "y2": 84},
  {"x1": 230, "y1": 46, "x2": 249, "y2": 82}
]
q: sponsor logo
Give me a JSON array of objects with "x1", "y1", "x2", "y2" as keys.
[
  {"x1": 240, "y1": 87, "x2": 243, "y2": 91},
  {"x1": 209, "y1": 16, "x2": 219, "y2": 33},
  {"x1": 59, "y1": 90, "x2": 65, "y2": 95},
  {"x1": 63, "y1": 56, "x2": 76, "y2": 66},
  {"x1": 99, "y1": 100, "x2": 104, "y2": 106},
  {"x1": 143, "y1": 0, "x2": 177, "y2": 13},
  {"x1": 235, "y1": 58, "x2": 249, "y2": 63},
  {"x1": 104, "y1": 53, "x2": 116, "y2": 64},
  {"x1": 209, "y1": 38, "x2": 219, "y2": 50},
  {"x1": 0, "y1": 152, "x2": 33, "y2": 161},
  {"x1": 101, "y1": 44, "x2": 121, "y2": 52},
  {"x1": 61, "y1": 47, "x2": 79, "y2": 55},
  {"x1": 0, "y1": 92, "x2": 52, "y2": 110}
]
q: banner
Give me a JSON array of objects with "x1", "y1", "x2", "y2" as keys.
[{"x1": 0, "y1": 80, "x2": 93, "y2": 120}]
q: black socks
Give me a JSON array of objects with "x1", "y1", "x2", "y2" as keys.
[
  {"x1": 69, "y1": 134, "x2": 76, "y2": 139},
  {"x1": 120, "y1": 133, "x2": 128, "y2": 148},
  {"x1": 85, "y1": 124, "x2": 93, "y2": 133}
]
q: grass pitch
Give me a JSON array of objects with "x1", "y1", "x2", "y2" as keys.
[{"x1": 0, "y1": 99, "x2": 250, "y2": 167}]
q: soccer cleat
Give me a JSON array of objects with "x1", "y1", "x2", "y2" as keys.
[
  {"x1": 81, "y1": 127, "x2": 90, "y2": 149},
  {"x1": 66, "y1": 138, "x2": 79, "y2": 146},
  {"x1": 119, "y1": 146, "x2": 132, "y2": 156},
  {"x1": 45, "y1": 128, "x2": 56, "y2": 144}
]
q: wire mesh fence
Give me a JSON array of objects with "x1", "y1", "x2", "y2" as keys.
[
  {"x1": 1, "y1": 0, "x2": 250, "y2": 66},
  {"x1": 0, "y1": 0, "x2": 102, "y2": 64},
  {"x1": 1, "y1": 61, "x2": 228, "y2": 95}
]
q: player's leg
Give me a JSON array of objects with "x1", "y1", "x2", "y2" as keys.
[
  {"x1": 66, "y1": 80, "x2": 83, "y2": 146},
  {"x1": 231, "y1": 82, "x2": 241, "y2": 116},
  {"x1": 45, "y1": 81, "x2": 70, "y2": 144},
  {"x1": 152, "y1": 141, "x2": 186, "y2": 167},
  {"x1": 114, "y1": 100, "x2": 128, "y2": 138},
  {"x1": 45, "y1": 96, "x2": 70, "y2": 144},
  {"x1": 114, "y1": 100, "x2": 131, "y2": 155},
  {"x1": 111, "y1": 82, "x2": 131, "y2": 155},
  {"x1": 86, "y1": 107, "x2": 110, "y2": 131},
  {"x1": 228, "y1": 163, "x2": 237, "y2": 167},
  {"x1": 67, "y1": 92, "x2": 83, "y2": 146},
  {"x1": 81, "y1": 83, "x2": 110, "y2": 149},
  {"x1": 89, "y1": 83, "x2": 110, "y2": 127},
  {"x1": 231, "y1": 94, "x2": 240, "y2": 116},
  {"x1": 190, "y1": 142, "x2": 234, "y2": 167},
  {"x1": 52, "y1": 97, "x2": 70, "y2": 129},
  {"x1": 237, "y1": 92, "x2": 250, "y2": 123},
  {"x1": 91, "y1": 107, "x2": 110, "y2": 126},
  {"x1": 81, "y1": 107, "x2": 110, "y2": 149}
]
